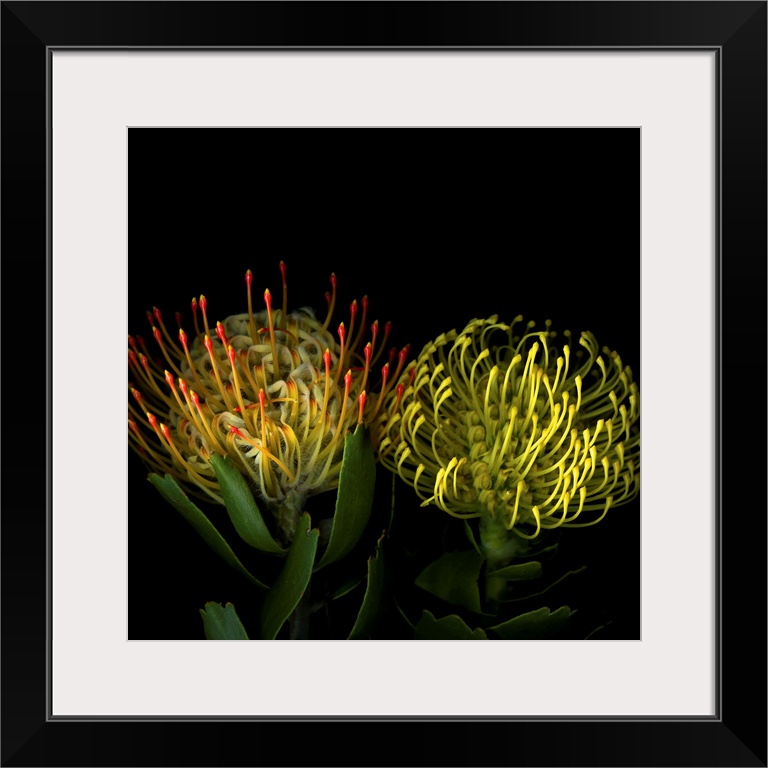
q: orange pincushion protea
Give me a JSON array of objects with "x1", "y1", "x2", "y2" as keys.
[{"x1": 128, "y1": 263, "x2": 408, "y2": 526}]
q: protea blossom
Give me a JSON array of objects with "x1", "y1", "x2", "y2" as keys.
[
  {"x1": 373, "y1": 315, "x2": 639, "y2": 550},
  {"x1": 128, "y1": 263, "x2": 408, "y2": 538}
]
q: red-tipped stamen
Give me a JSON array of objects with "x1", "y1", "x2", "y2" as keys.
[
  {"x1": 371, "y1": 383, "x2": 405, "y2": 420},
  {"x1": 128, "y1": 350, "x2": 147, "y2": 385},
  {"x1": 130, "y1": 386, "x2": 145, "y2": 410},
  {"x1": 374, "y1": 345, "x2": 410, "y2": 422},
  {"x1": 258, "y1": 388, "x2": 269, "y2": 438},
  {"x1": 153, "y1": 307, "x2": 184, "y2": 357},
  {"x1": 158, "y1": 421, "x2": 219, "y2": 488},
  {"x1": 215, "y1": 321, "x2": 229, "y2": 348},
  {"x1": 392, "y1": 345, "x2": 410, "y2": 385},
  {"x1": 316, "y1": 349, "x2": 333, "y2": 433},
  {"x1": 342, "y1": 369, "x2": 353, "y2": 411},
  {"x1": 177, "y1": 326, "x2": 189, "y2": 352},
  {"x1": 347, "y1": 300, "x2": 358, "y2": 355},
  {"x1": 133, "y1": 353, "x2": 175, "y2": 406},
  {"x1": 127, "y1": 418, "x2": 149, "y2": 454},
  {"x1": 326, "y1": 370, "x2": 353, "y2": 459},
  {"x1": 333, "y1": 323, "x2": 347, "y2": 388},
  {"x1": 256, "y1": 388, "x2": 279, "y2": 485},
  {"x1": 146, "y1": 411, "x2": 162, "y2": 439},
  {"x1": 136, "y1": 335, "x2": 153, "y2": 365},
  {"x1": 245, "y1": 270, "x2": 258, "y2": 342},
  {"x1": 369, "y1": 320, "x2": 379, "y2": 363},
  {"x1": 203, "y1": 335, "x2": 237, "y2": 412},
  {"x1": 371, "y1": 321, "x2": 391, "y2": 367},
  {"x1": 127, "y1": 394, "x2": 145, "y2": 427},
  {"x1": 358, "y1": 391, "x2": 367, "y2": 426},
  {"x1": 319, "y1": 369, "x2": 353, "y2": 463},
  {"x1": 235, "y1": 347, "x2": 261, "y2": 402},
  {"x1": 321, "y1": 273, "x2": 337, "y2": 332},
  {"x1": 394, "y1": 382, "x2": 405, "y2": 413},
  {"x1": 264, "y1": 289, "x2": 281, "y2": 385},
  {"x1": 191, "y1": 297, "x2": 202, "y2": 341},
  {"x1": 359, "y1": 342, "x2": 372, "y2": 395},
  {"x1": 351, "y1": 295, "x2": 369, "y2": 352},
  {"x1": 178, "y1": 328, "x2": 213, "y2": 397},
  {"x1": 128, "y1": 417, "x2": 177, "y2": 474},
  {"x1": 369, "y1": 362, "x2": 390, "y2": 422},
  {"x1": 190, "y1": 389, "x2": 224, "y2": 452},
  {"x1": 164, "y1": 369, "x2": 189, "y2": 416},
  {"x1": 227, "y1": 345, "x2": 254, "y2": 432},
  {"x1": 279, "y1": 261, "x2": 288, "y2": 321},
  {"x1": 380, "y1": 362, "x2": 390, "y2": 394},
  {"x1": 152, "y1": 326, "x2": 185, "y2": 379},
  {"x1": 176, "y1": 377, "x2": 207, "y2": 438},
  {"x1": 199, "y1": 295, "x2": 212, "y2": 339}
]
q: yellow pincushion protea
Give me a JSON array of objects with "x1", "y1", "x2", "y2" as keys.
[
  {"x1": 374, "y1": 315, "x2": 639, "y2": 540},
  {"x1": 128, "y1": 263, "x2": 408, "y2": 528}
]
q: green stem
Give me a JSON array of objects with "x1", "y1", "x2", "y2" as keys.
[
  {"x1": 289, "y1": 579, "x2": 312, "y2": 640},
  {"x1": 273, "y1": 491, "x2": 308, "y2": 545},
  {"x1": 479, "y1": 516, "x2": 529, "y2": 606}
]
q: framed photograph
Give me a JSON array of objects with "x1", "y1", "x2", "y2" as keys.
[
  {"x1": 126, "y1": 125, "x2": 641, "y2": 647},
  {"x1": 3, "y1": 2, "x2": 765, "y2": 766}
]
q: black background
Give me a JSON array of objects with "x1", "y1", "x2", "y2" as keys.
[
  {"x1": 128, "y1": 127, "x2": 641, "y2": 642},
  {"x1": 3, "y1": 1, "x2": 765, "y2": 766}
]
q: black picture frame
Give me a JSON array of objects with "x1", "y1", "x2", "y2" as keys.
[{"x1": 2, "y1": 2, "x2": 765, "y2": 766}]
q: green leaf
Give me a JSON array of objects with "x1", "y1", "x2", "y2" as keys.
[
  {"x1": 463, "y1": 519, "x2": 484, "y2": 557},
  {"x1": 348, "y1": 533, "x2": 387, "y2": 640},
  {"x1": 415, "y1": 610, "x2": 488, "y2": 640},
  {"x1": 526, "y1": 541, "x2": 559, "y2": 559},
  {"x1": 394, "y1": 598, "x2": 416, "y2": 631},
  {"x1": 488, "y1": 561, "x2": 543, "y2": 581},
  {"x1": 200, "y1": 602, "x2": 250, "y2": 640},
  {"x1": 585, "y1": 621, "x2": 612, "y2": 640},
  {"x1": 489, "y1": 606, "x2": 573, "y2": 639},
  {"x1": 502, "y1": 566, "x2": 588, "y2": 603},
  {"x1": 329, "y1": 572, "x2": 367, "y2": 602},
  {"x1": 315, "y1": 424, "x2": 376, "y2": 570},
  {"x1": 148, "y1": 473, "x2": 267, "y2": 590},
  {"x1": 415, "y1": 549, "x2": 485, "y2": 614},
  {"x1": 209, "y1": 454, "x2": 285, "y2": 554},
  {"x1": 260, "y1": 512, "x2": 319, "y2": 640}
]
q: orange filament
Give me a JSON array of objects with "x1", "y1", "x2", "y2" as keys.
[
  {"x1": 263, "y1": 289, "x2": 280, "y2": 385},
  {"x1": 245, "y1": 270, "x2": 258, "y2": 342},
  {"x1": 321, "y1": 273, "x2": 337, "y2": 332}
]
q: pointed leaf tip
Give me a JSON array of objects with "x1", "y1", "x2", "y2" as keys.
[
  {"x1": 347, "y1": 532, "x2": 387, "y2": 640},
  {"x1": 147, "y1": 473, "x2": 267, "y2": 590},
  {"x1": 415, "y1": 610, "x2": 488, "y2": 640},
  {"x1": 260, "y1": 513, "x2": 319, "y2": 640},
  {"x1": 200, "y1": 601, "x2": 250, "y2": 640},
  {"x1": 210, "y1": 454, "x2": 285, "y2": 554},
  {"x1": 316, "y1": 424, "x2": 376, "y2": 570},
  {"x1": 415, "y1": 549, "x2": 485, "y2": 614},
  {"x1": 489, "y1": 606, "x2": 573, "y2": 640}
]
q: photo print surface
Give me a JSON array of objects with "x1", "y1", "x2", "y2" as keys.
[{"x1": 128, "y1": 127, "x2": 640, "y2": 641}]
